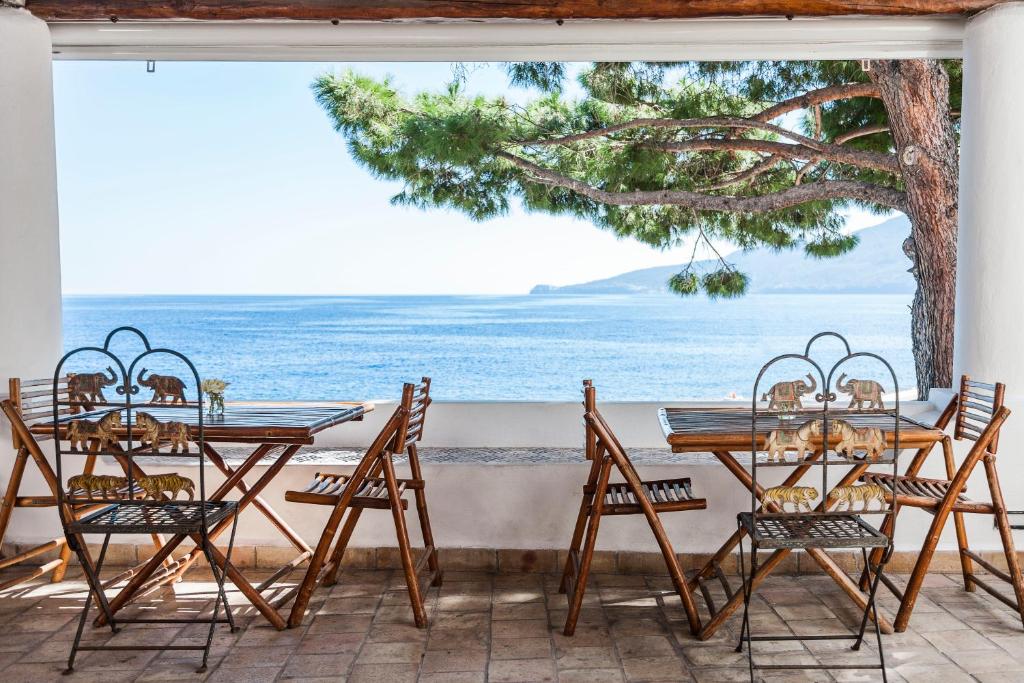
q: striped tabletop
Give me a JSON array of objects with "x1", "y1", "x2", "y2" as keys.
[
  {"x1": 31, "y1": 402, "x2": 372, "y2": 445},
  {"x1": 659, "y1": 407, "x2": 944, "y2": 452}
]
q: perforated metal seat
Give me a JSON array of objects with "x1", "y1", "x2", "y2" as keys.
[
  {"x1": 739, "y1": 512, "x2": 889, "y2": 550},
  {"x1": 68, "y1": 501, "x2": 238, "y2": 535}
]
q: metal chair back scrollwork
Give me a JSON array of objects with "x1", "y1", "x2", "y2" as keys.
[
  {"x1": 737, "y1": 332, "x2": 900, "y2": 682},
  {"x1": 51, "y1": 327, "x2": 239, "y2": 674}
]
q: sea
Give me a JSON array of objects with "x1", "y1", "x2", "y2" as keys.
[{"x1": 62, "y1": 294, "x2": 916, "y2": 402}]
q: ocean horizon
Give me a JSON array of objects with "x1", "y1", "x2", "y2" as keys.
[{"x1": 63, "y1": 293, "x2": 916, "y2": 402}]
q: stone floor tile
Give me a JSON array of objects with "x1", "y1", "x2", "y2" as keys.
[
  {"x1": 488, "y1": 657, "x2": 558, "y2": 682},
  {"x1": 620, "y1": 656, "x2": 689, "y2": 682},
  {"x1": 613, "y1": 634, "x2": 677, "y2": 659},
  {"x1": 558, "y1": 668, "x2": 626, "y2": 683},
  {"x1": 491, "y1": 617, "x2": 552, "y2": 638},
  {"x1": 215, "y1": 644, "x2": 296, "y2": 668},
  {"x1": 354, "y1": 640, "x2": 425, "y2": 665},
  {"x1": 347, "y1": 662, "x2": 419, "y2": 683},
  {"x1": 419, "y1": 672, "x2": 485, "y2": 683},
  {"x1": 436, "y1": 593, "x2": 491, "y2": 612},
  {"x1": 555, "y1": 644, "x2": 618, "y2": 669},
  {"x1": 491, "y1": 636, "x2": 553, "y2": 660},
  {"x1": 419, "y1": 649, "x2": 488, "y2": 672},
  {"x1": 280, "y1": 652, "x2": 354, "y2": 678}
]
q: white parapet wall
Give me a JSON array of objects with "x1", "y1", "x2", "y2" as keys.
[{"x1": 4, "y1": 394, "x2": 1015, "y2": 561}]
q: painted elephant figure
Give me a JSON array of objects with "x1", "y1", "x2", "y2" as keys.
[
  {"x1": 836, "y1": 374, "x2": 885, "y2": 410},
  {"x1": 67, "y1": 366, "x2": 118, "y2": 404},
  {"x1": 764, "y1": 419, "x2": 822, "y2": 461},
  {"x1": 761, "y1": 374, "x2": 817, "y2": 412},
  {"x1": 831, "y1": 419, "x2": 886, "y2": 461},
  {"x1": 137, "y1": 369, "x2": 188, "y2": 405}
]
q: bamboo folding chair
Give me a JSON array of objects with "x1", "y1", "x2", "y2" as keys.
[
  {"x1": 860, "y1": 376, "x2": 1024, "y2": 632},
  {"x1": 0, "y1": 376, "x2": 81, "y2": 590},
  {"x1": 1, "y1": 376, "x2": 177, "y2": 594},
  {"x1": 559, "y1": 380, "x2": 707, "y2": 637},
  {"x1": 285, "y1": 378, "x2": 441, "y2": 628}
]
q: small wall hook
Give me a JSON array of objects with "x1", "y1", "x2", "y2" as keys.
[{"x1": 146, "y1": 60, "x2": 156, "y2": 74}]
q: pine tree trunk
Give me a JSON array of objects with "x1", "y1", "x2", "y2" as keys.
[{"x1": 870, "y1": 60, "x2": 958, "y2": 398}]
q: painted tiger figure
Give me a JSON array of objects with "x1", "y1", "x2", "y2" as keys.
[
  {"x1": 762, "y1": 486, "x2": 819, "y2": 513},
  {"x1": 66, "y1": 473, "x2": 128, "y2": 500},
  {"x1": 827, "y1": 484, "x2": 887, "y2": 511},
  {"x1": 66, "y1": 411, "x2": 122, "y2": 452},
  {"x1": 134, "y1": 411, "x2": 191, "y2": 453},
  {"x1": 137, "y1": 473, "x2": 195, "y2": 501}
]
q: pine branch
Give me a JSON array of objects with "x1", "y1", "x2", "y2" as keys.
[
  {"x1": 644, "y1": 138, "x2": 898, "y2": 173},
  {"x1": 497, "y1": 151, "x2": 908, "y2": 212},
  {"x1": 754, "y1": 82, "x2": 881, "y2": 121}
]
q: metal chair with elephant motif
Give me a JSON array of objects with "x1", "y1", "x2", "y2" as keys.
[{"x1": 737, "y1": 332, "x2": 900, "y2": 682}]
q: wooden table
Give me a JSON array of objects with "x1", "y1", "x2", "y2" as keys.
[
  {"x1": 658, "y1": 407, "x2": 945, "y2": 641},
  {"x1": 33, "y1": 402, "x2": 371, "y2": 630}
]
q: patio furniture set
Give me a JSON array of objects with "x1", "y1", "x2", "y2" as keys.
[{"x1": 0, "y1": 327, "x2": 1022, "y2": 681}]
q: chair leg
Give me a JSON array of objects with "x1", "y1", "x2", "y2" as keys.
[
  {"x1": 52, "y1": 541, "x2": 74, "y2": 583},
  {"x1": 322, "y1": 507, "x2": 363, "y2": 587},
  {"x1": 984, "y1": 455, "x2": 1024, "y2": 627},
  {"x1": 0, "y1": 449, "x2": 29, "y2": 554},
  {"x1": 287, "y1": 497, "x2": 354, "y2": 628},
  {"x1": 407, "y1": 444, "x2": 441, "y2": 586},
  {"x1": 943, "y1": 437, "x2": 975, "y2": 592},
  {"x1": 560, "y1": 458, "x2": 601, "y2": 594},
  {"x1": 383, "y1": 454, "x2": 428, "y2": 628},
  {"x1": 894, "y1": 494, "x2": 959, "y2": 632},
  {"x1": 323, "y1": 462, "x2": 387, "y2": 587},
  {"x1": 635, "y1": 493, "x2": 701, "y2": 635},
  {"x1": 565, "y1": 460, "x2": 610, "y2": 637}
]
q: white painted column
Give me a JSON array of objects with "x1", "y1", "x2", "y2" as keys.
[
  {"x1": 956, "y1": 4, "x2": 1024, "y2": 394},
  {"x1": 953, "y1": 2, "x2": 1024, "y2": 549},
  {"x1": 0, "y1": 7, "x2": 62, "y2": 383},
  {"x1": 0, "y1": 7, "x2": 63, "y2": 546}
]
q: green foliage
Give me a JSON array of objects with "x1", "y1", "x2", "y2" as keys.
[{"x1": 312, "y1": 61, "x2": 961, "y2": 298}]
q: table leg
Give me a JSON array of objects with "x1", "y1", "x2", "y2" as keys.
[
  {"x1": 97, "y1": 444, "x2": 289, "y2": 625},
  {"x1": 141, "y1": 445, "x2": 303, "y2": 600},
  {"x1": 204, "y1": 443, "x2": 312, "y2": 554}
]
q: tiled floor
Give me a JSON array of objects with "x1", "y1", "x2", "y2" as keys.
[{"x1": 0, "y1": 567, "x2": 1022, "y2": 682}]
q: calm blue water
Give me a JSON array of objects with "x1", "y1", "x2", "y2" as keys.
[{"x1": 62, "y1": 294, "x2": 915, "y2": 401}]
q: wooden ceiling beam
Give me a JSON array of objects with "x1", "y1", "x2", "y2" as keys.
[{"x1": 26, "y1": 1, "x2": 1006, "y2": 22}]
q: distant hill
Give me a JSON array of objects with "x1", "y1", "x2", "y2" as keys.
[{"x1": 531, "y1": 216, "x2": 914, "y2": 296}]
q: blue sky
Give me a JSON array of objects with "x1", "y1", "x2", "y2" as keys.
[{"x1": 53, "y1": 61, "x2": 890, "y2": 295}]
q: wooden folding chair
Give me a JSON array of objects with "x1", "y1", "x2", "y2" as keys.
[
  {"x1": 0, "y1": 376, "x2": 82, "y2": 590},
  {"x1": 559, "y1": 380, "x2": 706, "y2": 637},
  {"x1": 285, "y1": 378, "x2": 441, "y2": 628},
  {"x1": 860, "y1": 376, "x2": 1024, "y2": 631},
  {"x1": 2, "y1": 376, "x2": 177, "y2": 594}
]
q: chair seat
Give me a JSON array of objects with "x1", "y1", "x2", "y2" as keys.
[
  {"x1": 590, "y1": 477, "x2": 707, "y2": 515},
  {"x1": 860, "y1": 472, "x2": 993, "y2": 514},
  {"x1": 67, "y1": 500, "x2": 237, "y2": 535},
  {"x1": 739, "y1": 512, "x2": 889, "y2": 549},
  {"x1": 285, "y1": 473, "x2": 413, "y2": 510}
]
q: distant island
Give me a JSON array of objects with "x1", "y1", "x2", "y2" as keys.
[{"x1": 531, "y1": 216, "x2": 913, "y2": 296}]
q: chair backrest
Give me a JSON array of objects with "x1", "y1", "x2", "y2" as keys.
[
  {"x1": 583, "y1": 407, "x2": 645, "y2": 482},
  {"x1": 582, "y1": 379, "x2": 597, "y2": 461},
  {"x1": 581, "y1": 385, "x2": 643, "y2": 483},
  {"x1": 955, "y1": 375, "x2": 1005, "y2": 454},
  {"x1": 389, "y1": 377, "x2": 432, "y2": 455},
  {"x1": 7, "y1": 376, "x2": 77, "y2": 447}
]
